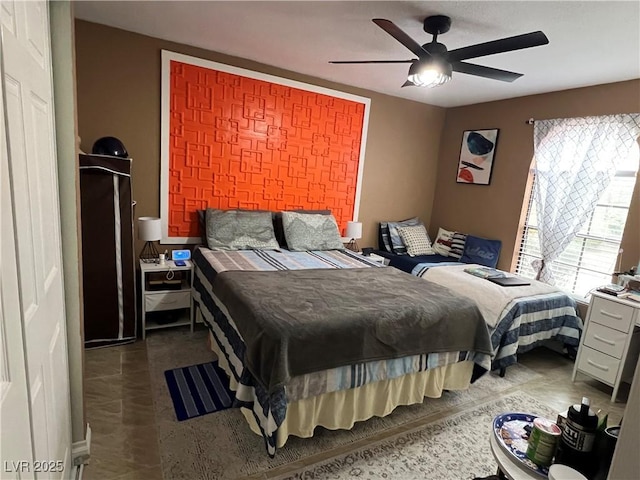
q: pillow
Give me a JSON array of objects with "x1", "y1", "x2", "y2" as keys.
[
  {"x1": 282, "y1": 211, "x2": 344, "y2": 251},
  {"x1": 274, "y1": 209, "x2": 331, "y2": 248},
  {"x1": 432, "y1": 227, "x2": 455, "y2": 256},
  {"x1": 460, "y1": 235, "x2": 502, "y2": 268},
  {"x1": 205, "y1": 209, "x2": 279, "y2": 250},
  {"x1": 448, "y1": 232, "x2": 468, "y2": 260},
  {"x1": 396, "y1": 225, "x2": 435, "y2": 256},
  {"x1": 387, "y1": 217, "x2": 422, "y2": 255},
  {"x1": 378, "y1": 222, "x2": 393, "y2": 252}
]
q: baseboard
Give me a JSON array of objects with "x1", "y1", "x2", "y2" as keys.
[{"x1": 72, "y1": 423, "x2": 91, "y2": 466}]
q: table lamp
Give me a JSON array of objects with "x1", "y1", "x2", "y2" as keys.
[
  {"x1": 138, "y1": 217, "x2": 161, "y2": 263},
  {"x1": 345, "y1": 221, "x2": 362, "y2": 252}
]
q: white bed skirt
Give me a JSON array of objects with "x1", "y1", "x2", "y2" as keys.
[{"x1": 207, "y1": 331, "x2": 473, "y2": 448}]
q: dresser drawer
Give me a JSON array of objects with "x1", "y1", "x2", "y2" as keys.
[
  {"x1": 577, "y1": 347, "x2": 621, "y2": 385},
  {"x1": 145, "y1": 291, "x2": 191, "y2": 312},
  {"x1": 583, "y1": 322, "x2": 628, "y2": 359},
  {"x1": 589, "y1": 296, "x2": 634, "y2": 333}
]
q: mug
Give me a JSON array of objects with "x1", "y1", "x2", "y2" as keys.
[
  {"x1": 593, "y1": 425, "x2": 620, "y2": 480},
  {"x1": 158, "y1": 253, "x2": 166, "y2": 265}
]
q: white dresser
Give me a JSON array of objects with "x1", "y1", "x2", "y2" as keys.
[{"x1": 573, "y1": 292, "x2": 640, "y2": 402}]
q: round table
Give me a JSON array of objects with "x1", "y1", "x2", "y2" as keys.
[{"x1": 489, "y1": 434, "x2": 542, "y2": 480}]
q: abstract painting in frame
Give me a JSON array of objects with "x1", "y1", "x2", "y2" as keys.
[{"x1": 456, "y1": 129, "x2": 499, "y2": 185}]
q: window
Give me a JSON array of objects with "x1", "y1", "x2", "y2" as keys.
[{"x1": 516, "y1": 144, "x2": 639, "y2": 297}]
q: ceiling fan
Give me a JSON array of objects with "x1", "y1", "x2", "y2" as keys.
[{"x1": 330, "y1": 16, "x2": 549, "y2": 88}]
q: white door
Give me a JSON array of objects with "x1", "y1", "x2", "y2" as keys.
[
  {"x1": 1, "y1": 1, "x2": 72, "y2": 478},
  {"x1": 1, "y1": 41, "x2": 35, "y2": 477}
]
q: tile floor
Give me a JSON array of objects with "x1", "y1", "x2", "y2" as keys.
[{"x1": 82, "y1": 327, "x2": 629, "y2": 480}]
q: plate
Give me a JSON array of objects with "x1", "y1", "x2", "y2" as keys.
[{"x1": 493, "y1": 412, "x2": 550, "y2": 477}]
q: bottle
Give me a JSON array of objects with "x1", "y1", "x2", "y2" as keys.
[{"x1": 555, "y1": 397, "x2": 599, "y2": 477}]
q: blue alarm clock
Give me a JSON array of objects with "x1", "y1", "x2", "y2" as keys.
[{"x1": 171, "y1": 249, "x2": 191, "y2": 261}]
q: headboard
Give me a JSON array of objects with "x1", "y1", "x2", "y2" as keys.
[{"x1": 160, "y1": 51, "x2": 371, "y2": 244}]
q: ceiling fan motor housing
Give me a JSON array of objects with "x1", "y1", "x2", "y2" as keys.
[{"x1": 423, "y1": 42, "x2": 448, "y2": 58}]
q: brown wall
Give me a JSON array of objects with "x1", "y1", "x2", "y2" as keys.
[
  {"x1": 431, "y1": 80, "x2": 640, "y2": 272},
  {"x1": 74, "y1": 20, "x2": 445, "y2": 253}
]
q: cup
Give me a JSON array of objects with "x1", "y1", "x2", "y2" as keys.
[
  {"x1": 158, "y1": 253, "x2": 166, "y2": 265},
  {"x1": 593, "y1": 426, "x2": 620, "y2": 480}
]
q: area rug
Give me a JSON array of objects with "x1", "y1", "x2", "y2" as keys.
[
  {"x1": 274, "y1": 391, "x2": 557, "y2": 480},
  {"x1": 146, "y1": 329, "x2": 546, "y2": 480},
  {"x1": 165, "y1": 361, "x2": 235, "y2": 421}
]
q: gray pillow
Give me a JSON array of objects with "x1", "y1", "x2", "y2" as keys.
[
  {"x1": 205, "y1": 209, "x2": 279, "y2": 250},
  {"x1": 273, "y1": 209, "x2": 331, "y2": 248},
  {"x1": 282, "y1": 211, "x2": 345, "y2": 251}
]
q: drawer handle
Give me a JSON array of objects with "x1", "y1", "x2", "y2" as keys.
[
  {"x1": 593, "y1": 334, "x2": 616, "y2": 346},
  {"x1": 587, "y1": 359, "x2": 610, "y2": 372},
  {"x1": 600, "y1": 310, "x2": 623, "y2": 320}
]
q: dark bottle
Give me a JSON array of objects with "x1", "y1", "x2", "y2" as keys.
[{"x1": 555, "y1": 396, "x2": 599, "y2": 478}]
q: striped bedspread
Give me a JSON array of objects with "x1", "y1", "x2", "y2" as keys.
[
  {"x1": 197, "y1": 247, "x2": 384, "y2": 274},
  {"x1": 192, "y1": 246, "x2": 491, "y2": 456},
  {"x1": 413, "y1": 263, "x2": 583, "y2": 370}
]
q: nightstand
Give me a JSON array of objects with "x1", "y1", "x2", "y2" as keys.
[
  {"x1": 354, "y1": 251, "x2": 389, "y2": 265},
  {"x1": 368, "y1": 253, "x2": 390, "y2": 265},
  {"x1": 572, "y1": 291, "x2": 640, "y2": 402},
  {"x1": 139, "y1": 259, "x2": 194, "y2": 339}
]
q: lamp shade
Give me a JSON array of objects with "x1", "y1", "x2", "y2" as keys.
[
  {"x1": 346, "y1": 221, "x2": 363, "y2": 240},
  {"x1": 138, "y1": 217, "x2": 161, "y2": 241}
]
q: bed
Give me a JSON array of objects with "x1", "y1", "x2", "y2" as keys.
[
  {"x1": 191, "y1": 246, "x2": 494, "y2": 455},
  {"x1": 375, "y1": 222, "x2": 582, "y2": 373},
  {"x1": 411, "y1": 262, "x2": 583, "y2": 373}
]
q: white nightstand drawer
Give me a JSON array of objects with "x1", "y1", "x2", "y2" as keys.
[
  {"x1": 583, "y1": 322, "x2": 628, "y2": 359},
  {"x1": 145, "y1": 291, "x2": 191, "y2": 312},
  {"x1": 589, "y1": 296, "x2": 634, "y2": 333},
  {"x1": 577, "y1": 347, "x2": 620, "y2": 385}
]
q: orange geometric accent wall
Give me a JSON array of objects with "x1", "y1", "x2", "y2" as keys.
[{"x1": 167, "y1": 60, "x2": 366, "y2": 238}]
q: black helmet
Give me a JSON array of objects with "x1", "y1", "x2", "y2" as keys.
[{"x1": 92, "y1": 136, "x2": 129, "y2": 158}]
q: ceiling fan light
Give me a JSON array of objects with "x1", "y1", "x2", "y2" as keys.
[{"x1": 407, "y1": 60, "x2": 452, "y2": 88}]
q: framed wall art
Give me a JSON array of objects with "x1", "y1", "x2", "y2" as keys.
[{"x1": 456, "y1": 129, "x2": 499, "y2": 185}]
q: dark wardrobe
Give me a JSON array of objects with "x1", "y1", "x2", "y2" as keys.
[{"x1": 79, "y1": 153, "x2": 137, "y2": 346}]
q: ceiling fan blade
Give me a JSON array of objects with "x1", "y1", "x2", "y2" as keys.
[
  {"x1": 329, "y1": 60, "x2": 415, "y2": 64},
  {"x1": 372, "y1": 19, "x2": 430, "y2": 59},
  {"x1": 452, "y1": 62, "x2": 523, "y2": 82},
  {"x1": 448, "y1": 31, "x2": 549, "y2": 62}
]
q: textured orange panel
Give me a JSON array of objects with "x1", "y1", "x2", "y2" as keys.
[{"x1": 168, "y1": 60, "x2": 366, "y2": 238}]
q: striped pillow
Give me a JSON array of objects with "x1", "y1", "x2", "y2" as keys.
[
  {"x1": 396, "y1": 225, "x2": 434, "y2": 257},
  {"x1": 449, "y1": 232, "x2": 467, "y2": 260},
  {"x1": 379, "y1": 222, "x2": 393, "y2": 252}
]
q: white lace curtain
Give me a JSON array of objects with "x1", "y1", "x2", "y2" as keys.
[{"x1": 532, "y1": 114, "x2": 640, "y2": 284}]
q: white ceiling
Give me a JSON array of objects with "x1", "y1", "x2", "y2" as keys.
[{"x1": 74, "y1": 1, "x2": 640, "y2": 108}]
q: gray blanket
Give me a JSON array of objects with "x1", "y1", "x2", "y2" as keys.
[{"x1": 213, "y1": 266, "x2": 492, "y2": 393}]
